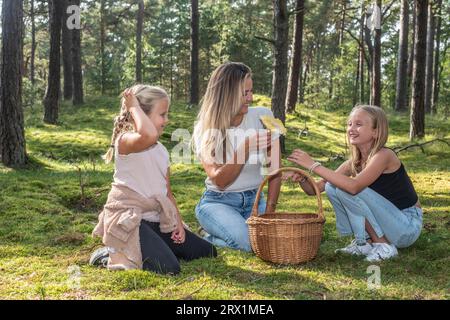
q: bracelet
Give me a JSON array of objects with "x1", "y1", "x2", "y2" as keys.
[{"x1": 308, "y1": 161, "x2": 321, "y2": 175}]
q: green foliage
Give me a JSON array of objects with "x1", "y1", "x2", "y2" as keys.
[{"x1": 0, "y1": 96, "x2": 449, "y2": 299}]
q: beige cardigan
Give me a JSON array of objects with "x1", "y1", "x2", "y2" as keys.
[{"x1": 92, "y1": 183, "x2": 178, "y2": 270}]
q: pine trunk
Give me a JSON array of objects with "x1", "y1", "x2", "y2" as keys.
[
  {"x1": 190, "y1": 0, "x2": 199, "y2": 105},
  {"x1": 271, "y1": 0, "x2": 289, "y2": 153},
  {"x1": 424, "y1": 0, "x2": 435, "y2": 113},
  {"x1": 0, "y1": 0, "x2": 27, "y2": 166},
  {"x1": 431, "y1": 0, "x2": 442, "y2": 114},
  {"x1": 43, "y1": 0, "x2": 64, "y2": 124},
  {"x1": 62, "y1": 0, "x2": 73, "y2": 101},
  {"x1": 371, "y1": 0, "x2": 382, "y2": 107},
  {"x1": 72, "y1": 0, "x2": 83, "y2": 105},
  {"x1": 135, "y1": 0, "x2": 144, "y2": 83},
  {"x1": 285, "y1": 0, "x2": 304, "y2": 114},
  {"x1": 410, "y1": 0, "x2": 428, "y2": 140},
  {"x1": 30, "y1": 0, "x2": 36, "y2": 84},
  {"x1": 395, "y1": 0, "x2": 409, "y2": 111}
]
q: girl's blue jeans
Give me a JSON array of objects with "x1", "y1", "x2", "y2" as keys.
[
  {"x1": 325, "y1": 182, "x2": 422, "y2": 248},
  {"x1": 195, "y1": 189, "x2": 266, "y2": 252}
]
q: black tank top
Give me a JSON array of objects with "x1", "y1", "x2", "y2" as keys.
[{"x1": 368, "y1": 163, "x2": 418, "y2": 210}]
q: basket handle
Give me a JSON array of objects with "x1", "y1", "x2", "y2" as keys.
[{"x1": 251, "y1": 166, "x2": 324, "y2": 219}]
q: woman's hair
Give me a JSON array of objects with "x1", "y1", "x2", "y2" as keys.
[
  {"x1": 192, "y1": 62, "x2": 252, "y2": 163},
  {"x1": 103, "y1": 84, "x2": 169, "y2": 163},
  {"x1": 348, "y1": 104, "x2": 389, "y2": 176}
]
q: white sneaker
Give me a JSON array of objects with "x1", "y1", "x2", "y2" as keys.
[
  {"x1": 335, "y1": 239, "x2": 373, "y2": 256},
  {"x1": 365, "y1": 243, "x2": 398, "y2": 262}
]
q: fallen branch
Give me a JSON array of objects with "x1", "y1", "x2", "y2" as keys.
[{"x1": 393, "y1": 138, "x2": 450, "y2": 154}]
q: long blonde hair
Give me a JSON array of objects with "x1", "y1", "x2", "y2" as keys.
[
  {"x1": 103, "y1": 84, "x2": 169, "y2": 163},
  {"x1": 348, "y1": 105, "x2": 389, "y2": 176},
  {"x1": 192, "y1": 62, "x2": 252, "y2": 163}
]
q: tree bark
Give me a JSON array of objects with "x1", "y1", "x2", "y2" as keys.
[
  {"x1": 190, "y1": 0, "x2": 199, "y2": 105},
  {"x1": 135, "y1": 0, "x2": 144, "y2": 83},
  {"x1": 0, "y1": 0, "x2": 27, "y2": 166},
  {"x1": 371, "y1": 0, "x2": 382, "y2": 107},
  {"x1": 62, "y1": 0, "x2": 73, "y2": 100},
  {"x1": 431, "y1": 0, "x2": 442, "y2": 114},
  {"x1": 358, "y1": 1, "x2": 365, "y2": 103},
  {"x1": 271, "y1": 0, "x2": 289, "y2": 153},
  {"x1": 43, "y1": 0, "x2": 64, "y2": 124},
  {"x1": 410, "y1": 0, "x2": 428, "y2": 140},
  {"x1": 72, "y1": 0, "x2": 83, "y2": 105},
  {"x1": 395, "y1": 0, "x2": 409, "y2": 111},
  {"x1": 30, "y1": 0, "x2": 36, "y2": 85},
  {"x1": 407, "y1": 0, "x2": 416, "y2": 101},
  {"x1": 424, "y1": 0, "x2": 435, "y2": 113},
  {"x1": 285, "y1": 0, "x2": 304, "y2": 114},
  {"x1": 100, "y1": 0, "x2": 106, "y2": 94}
]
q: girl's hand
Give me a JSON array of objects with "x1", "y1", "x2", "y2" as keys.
[
  {"x1": 287, "y1": 149, "x2": 315, "y2": 169},
  {"x1": 122, "y1": 88, "x2": 140, "y2": 112},
  {"x1": 171, "y1": 223, "x2": 186, "y2": 244}
]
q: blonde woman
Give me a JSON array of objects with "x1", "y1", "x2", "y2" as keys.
[
  {"x1": 192, "y1": 62, "x2": 282, "y2": 252},
  {"x1": 285, "y1": 105, "x2": 422, "y2": 262},
  {"x1": 90, "y1": 84, "x2": 216, "y2": 274}
]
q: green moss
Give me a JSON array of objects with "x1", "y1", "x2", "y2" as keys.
[{"x1": 0, "y1": 96, "x2": 448, "y2": 299}]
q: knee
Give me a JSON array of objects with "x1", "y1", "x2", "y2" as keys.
[
  {"x1": 335, "y1": 187, "x2": 353, "y2": 200},
  {"x1": 324, "y1": 182, "x2": 336, "y2": 197}
]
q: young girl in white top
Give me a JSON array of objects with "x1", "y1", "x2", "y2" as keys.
[{"x1": 91, "y1": 84, "x2": 216, "y2": 274}]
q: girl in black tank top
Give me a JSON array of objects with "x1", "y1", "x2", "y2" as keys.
[{"x1": 286, "y1": 105, "x2": 422, "y2": 262}]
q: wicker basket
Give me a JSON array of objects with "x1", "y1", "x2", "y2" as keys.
[{"x1": 247, "y1": 167, "x2": 325, "y2": 264}]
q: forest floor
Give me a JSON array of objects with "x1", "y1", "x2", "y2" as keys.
[{"x1": 0, "y1": 95, "x2": 449, "y2": 299}]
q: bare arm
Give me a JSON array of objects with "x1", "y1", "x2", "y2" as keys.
[
  {"x1": 118, "y1": 90, "x2": 158, "y2": 155},
  {"x1": 288, "y1": 149, "x2": 393, "y2": 195},
  {"x1": 166, "y1": 168, "x2": 185, "y2": 243},
  {"x1": 201, "y1": 132, "x2": 271, "y2": 190}
]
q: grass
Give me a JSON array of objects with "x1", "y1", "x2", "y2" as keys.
[{"x1": 0, "y1": 94, "x2": 449, "y2": 300}]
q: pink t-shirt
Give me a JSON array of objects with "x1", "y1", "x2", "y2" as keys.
[{"x1": 113, "y1": 140, "x2": 170, "y2": 222}]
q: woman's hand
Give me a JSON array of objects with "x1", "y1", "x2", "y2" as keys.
[
  {"x1": 282, "y1": 171, "x2": 304, "y2": 183},
  {"x1": 241, "y1": 130, "x2": 272, "y2": 155},
  {"x1": 287, "y1": 149, "x2": 315, "y2": 169},
  {"x1": 122, "y1": 88, "x2": 140, "y2": 112},
  {"x1": 171, "y1": 223, "x2": 186, "y2": 244}
]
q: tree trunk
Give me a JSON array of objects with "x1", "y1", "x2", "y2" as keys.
[
  {"x1": 0, "y1": 0, "x2": 27, "y2": 166},
  {"x1": 371, "y1": 0, "x2": 382, "y2": 107},
  {"x1": 30, "y1": 0, "x2": 36, "y2": 85},
  {"x1": 62, "y1": 0, "x2": 73, "y2": 100},
  {"x1": 285, "y1": 0, "x2": 304, "y2": 114},
  {"x1": 410, "y1": 0, "x2": 428, "y2": 140},
  {"x1": 100, "y1": 0, "x2": 106, "y2": 95},
  {"x1": 135, "y1": 0, "x2": 144, "y2": 83},
  {"x1": 431, "y1": 0, "x2": 442, "y2": 114},
  {"x1": 271, "y1": 0, "x2": 289, "y2": 153},
  {"x1": 358, "y1": 1, "x2": 365, "y2": 103},
  {"x1": 407, "y1": 0, "x2": 416, "y2": 101},
  {"x1": 424, "y1": 0, "x2": 435, "y2": 113},
  {"x1": 72, "y1": 0, "x2": 83, "y2": 105},
  {"x1": 43, "y1": 0, "x2": 64, "y2": 124},
  {"x1": 395, "y1": 0, "x2": 409, "y2": 111},
  {"x1": 190, "y1": 0, "x2": 199, "y2": 105}
]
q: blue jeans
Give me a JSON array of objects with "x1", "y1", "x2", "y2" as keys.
[
  {"x1": 325, "y1": 182, "x2": 423, "y2": 248},
  {"x1": 195, "y1": 189, "x2": 266, "y2": 252}
]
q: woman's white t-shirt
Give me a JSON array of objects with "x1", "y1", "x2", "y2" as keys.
[{"x1": 195, "y1": 106, "x2": 276, "y2": 192}]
